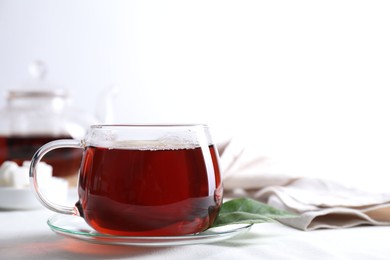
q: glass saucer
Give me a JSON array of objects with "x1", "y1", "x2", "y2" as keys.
[{"x1": 47, "y1": 214, "x2": 253, "y2": 247}]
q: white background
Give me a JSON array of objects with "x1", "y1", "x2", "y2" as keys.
[{"x1": 1, "y1": 0, "x2": 390, "y2": 190}]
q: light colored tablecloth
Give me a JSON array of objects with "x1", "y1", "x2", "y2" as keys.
[{"x1": 1, "y1": 207, "x2": 390, "y2": 260}]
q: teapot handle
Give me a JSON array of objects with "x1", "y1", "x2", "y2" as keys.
[{"x1": 29, "y1": 139, "x2": 83, "y2": 215}]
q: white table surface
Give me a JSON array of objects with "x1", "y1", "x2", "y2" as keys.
[{"x1": 1, "y1": 206, "x2": 390, "y2": 260}]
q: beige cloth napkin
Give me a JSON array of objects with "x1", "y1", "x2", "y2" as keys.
[{"x1": 218, "y1": 138, "x2": 390, "y2": 231}]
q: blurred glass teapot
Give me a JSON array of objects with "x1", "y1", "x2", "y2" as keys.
[{"x1": 0, "y1": 61, "x2": 116, "y2": 179}]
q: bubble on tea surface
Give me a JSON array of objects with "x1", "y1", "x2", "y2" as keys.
[
  {"x1": 89, "y1": 129, "x2": 117, "y2": 148},
  {"x1": 157, "y1": 135, "x2": 198, "y2": 149},
  {"x1": 112, "y1": 137, "x2": 199, "y2": 150}
]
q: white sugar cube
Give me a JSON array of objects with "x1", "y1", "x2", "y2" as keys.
[
  {"x1": 0, "y1": 161, "x2": 19, "y2": 186},
  {"x1": 0, "y1": 161, "x2": 57, "y2": 188}
]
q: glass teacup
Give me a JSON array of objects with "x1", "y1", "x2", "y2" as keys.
[{"x1": 30, "y1": 124, "x2": 223, "y2": 236}]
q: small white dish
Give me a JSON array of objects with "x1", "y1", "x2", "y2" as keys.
[
  {"x1": 47, "y1": 214, "x2": 253, "y2": 247},
  {"x1": 0, "y1": 183, "x2": 68, "y2": 210},
  {"x1": 0, "y1": 187, "x2": 42, "y2": 210}
]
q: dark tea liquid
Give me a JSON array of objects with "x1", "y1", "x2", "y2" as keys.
[
  {"x1": 0, "y1": 135, "x2": 82, "y2": 177},
  {"x1": 77, "y1": 145, "x2": 223, "y2": 236}
]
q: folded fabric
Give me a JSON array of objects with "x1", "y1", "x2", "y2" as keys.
[
  {"x1": 255, "y1": 178, "x2": 390, "y2": 230},
  {"x1": 218, "y1": 138, "x2": 390, "y2": 231}
]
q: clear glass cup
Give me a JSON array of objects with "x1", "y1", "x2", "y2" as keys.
[{"x1": 30, "y1": 124, "x2": 223, "y2": 236}]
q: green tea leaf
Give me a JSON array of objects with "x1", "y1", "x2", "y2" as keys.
[{"x1": 211, "y1": 198, "x2": 296, "y2": 227}]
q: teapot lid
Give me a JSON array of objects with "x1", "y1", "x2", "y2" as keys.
[
  {"x1": 7, "y1": 89, "x2": 68, "y2": 99},
  {"x1": 7, "y1": 60, "x2": 69, "y2": 100}
]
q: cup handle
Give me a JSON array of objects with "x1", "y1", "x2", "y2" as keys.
[{"x1": 29, "y1": 139, "x2": 84, "y2": 215}]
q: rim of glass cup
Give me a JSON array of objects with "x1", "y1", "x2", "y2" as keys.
[
  {"x1": 84, "y1": 124, "x2": 212, "y2": 149},
  {"x1": 89, "y1": 124, "x2": 209, "y2": 129}
]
